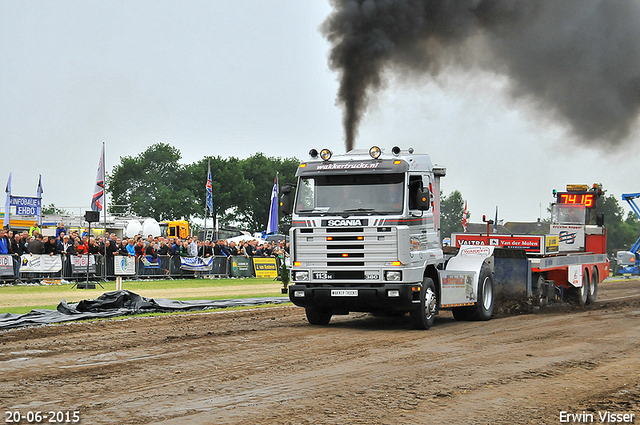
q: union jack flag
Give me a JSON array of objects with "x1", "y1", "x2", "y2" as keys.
[{"x1": 206, "y1": 160, "x2": 213, "y2": 214}]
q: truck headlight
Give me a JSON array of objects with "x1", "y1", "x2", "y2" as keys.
[
  {"x1": 385, "y1": 271, "x2": 402, "y2": 281},
  {"x1": 293, "y1": 271, "x2": 309, "y2": 281},
  {"x1": 387, "y1": 289, "x2": 400, "y2": 297},
  {"x1": 294, "y1": 290, "x2": 305, "y2": 298}
]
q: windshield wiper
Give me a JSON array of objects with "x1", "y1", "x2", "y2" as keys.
[{"x1": 342, "y1": 208, "x2": 375, "y2": 213}]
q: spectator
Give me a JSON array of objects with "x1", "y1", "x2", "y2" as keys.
[
  {"x1": 180, "y1": 240, "x2": 191, "y2": 257},
  {"x1": 189, "y1": 236, "x2": 198, "y2": 257},
  {"x1": 200, "y1": 240, "x2": 213, "y2": 257},
  {"x1": 169, "y1": 238, "x2": 181, "y2": 256},
  {"x1": 255, "y1": 243, "x2": 268, "y2": 257},
  {"x1": 228, "y1": 241, "x2": 238, "y2": 256},
  {"x1": 61, "y1": 235, "x2": 75, "y2": 257},
  {"x1": 104, "y1": 239, "x2": 118, "y2": 258},
  {"x1": 76, "y1": 236, "x2": 89, "y2": 255},
  {"x1": 55, "y1": 222, "x2": 67, "y2": 239},
  {"x1": 144, "y1": 239, "x2": 157, "y2": 258},
  {"x1": 43, "y1": 236, "x2": 61, "y2": 256},
  {"x1": 29, "y1": 221, "x2": 41, "y2": 236},
  {"x1": 0, "y1": 229, "x2": 12, "y2": 255},
  {"x1": 134, "y1": 239, "x2": 145, "y2": 258},
  {"x1": 126, "y1": 239, "x2": 136, "y2": 257},
  {"x1": 19, "y1": 231, "x2": 28, "y2": 253},
  {"x1": 88, "y1": 237, "x2": 100, "y2": 255},
  {"x1": 157, "y1": 240, "x2": 169, "y2": 256},
  {"x1": 27, "y1": 233, "x2": 45, "y2": 254},
  {"x1": 11, "y1": 233, "x2": 22, "y2": 256},
  {"x1": 244, "y1": 240, "x2": 257, "y2": 257}
]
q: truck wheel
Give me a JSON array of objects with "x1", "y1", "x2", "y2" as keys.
[
  {"x1": 452, "y1": 307, "x2": 469, "y2": 321},
  {"x1": 532, "y1": 273, "x2": 548, "y2": 307},
  {"x1": 410, "y1": 278, "x2": 437, "y2": 330},
  {"x1": 587, "y1": 268, "x2": 598, "y2": 304},
  {"x1": 305, "y1": 307, "x2": 332, "y2": 325},
  {"x1": 469, "y1": 265, "x2": 494, "y2": 321},
  {"x1": 570, "y1": 269, "x2": 589, "y2": 306}
]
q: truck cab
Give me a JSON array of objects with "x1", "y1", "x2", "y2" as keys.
[{"x1": 280, "y1": 146, "x2": 445, "y2": 328}]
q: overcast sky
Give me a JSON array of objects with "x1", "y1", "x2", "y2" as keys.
[{"x1": 1, "y1": 0, "x2": 638, "y2": 224}]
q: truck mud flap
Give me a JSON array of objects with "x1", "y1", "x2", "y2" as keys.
[{"x1": 493, "y1": 248, "x2": 531, "y2": 311}]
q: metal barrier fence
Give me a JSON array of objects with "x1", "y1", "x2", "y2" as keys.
[{"x1": 0, "y1": 254, "x2": 283, "y2": 284}]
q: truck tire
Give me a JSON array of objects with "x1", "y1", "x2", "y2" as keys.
[
  {"x1": 570, "y1": 269, "x2": 589, "y2": 306},
  {"x1": 410, "y1": 277, "x2": 437, "y2": 330},
  {"x1": 469, "y1": 265, "x2": 494, "y2": 321},
  {"x1": 305, "y1": 307, "x2": 332, "y2": 325},
  {"x1": 451, "y1": 307, "x2": 469, "y2": 321},
  {"x1": 586, "y1": 268, "x2": 598, "y2": 304},
  {"x1": 532, "y1": 273, "x2": 548, "y2": 307}
]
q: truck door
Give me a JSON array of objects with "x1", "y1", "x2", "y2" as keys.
[{"x1": 408, "y1": 173, "x2": 436, "y2": 261}]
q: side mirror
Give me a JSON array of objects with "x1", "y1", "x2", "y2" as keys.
[
  {"x1": 596, "y1": 212, "x2": 605, "y2": 227},
  {"x1": 279, "y1": 184, "x2": 294, "y2": 215},
  {"x1": 415, "y1": 188, "x2": 430, "y2": 211}
]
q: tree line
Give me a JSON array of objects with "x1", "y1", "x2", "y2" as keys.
[{"x1": 107, "y1": 143, "x2": 299, "y2": 234}]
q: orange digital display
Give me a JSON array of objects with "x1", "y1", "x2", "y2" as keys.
[{"x1": 557, "y1": 192, "x2": 595, "y2": 208}]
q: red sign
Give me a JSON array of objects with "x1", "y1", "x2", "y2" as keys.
[{"x1": 453, "y1": 234, "x2": 543, "y2": 253}]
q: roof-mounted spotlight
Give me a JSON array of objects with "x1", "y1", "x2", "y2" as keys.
[
  {"x1": 320, "y1": 148, "x2": 332, "y2": 161},
  {"x1": 369, "y1": 146, "x2": 382, "y2": 159},
  {"x1": 391, "y1": 146, "x2": 401, "y2": 156},
  {"x1": 309, "y1": 149, "x2": 318, "y2": 158}
]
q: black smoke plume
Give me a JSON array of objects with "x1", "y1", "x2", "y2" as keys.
[{"x1": 322, "y1": 0, "x2": 640, "y2": 151}]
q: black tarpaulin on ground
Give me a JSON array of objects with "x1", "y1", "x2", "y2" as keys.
[{"x1": 0, "y1": 290, "x2": 290, "y2": 330}]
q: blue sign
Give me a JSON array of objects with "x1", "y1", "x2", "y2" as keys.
[{"x1": 9, "y1": 197, "x2": 41, "y2": 216}]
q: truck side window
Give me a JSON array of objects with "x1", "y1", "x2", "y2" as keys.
[{"x1": 408, "y1": 175, "x2": 423, "y2": 210}]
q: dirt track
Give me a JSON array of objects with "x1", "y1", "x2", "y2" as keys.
[{"x1": 1, "y1": 279, "x2": 639, "y2": 425}]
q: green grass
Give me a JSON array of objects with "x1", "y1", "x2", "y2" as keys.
[{"x1": 0, "y1": 277, "x2": 288, "y2": 315}]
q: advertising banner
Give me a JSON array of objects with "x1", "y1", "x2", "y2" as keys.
[
  {"x1": 19, "y1": 254, "x2": 62, "y2": 273},
  {"x1": 452, "y1": 234, "x2": 544, "y2": 254},
  {"x1": 70, "y1": 255, "x2": 96, "y2": 274},
  {"x1": 114, "y1": 256, "x2": 136, "y2": 276},
  {"x1": 252, "y1": 257, "x2": 278, "y2": 278},
  {"x1": 230, "y1": 256, "x2": 252, "y2": 277},
  {"x1": 0, "y1": 255, "x2": 14, "y2": 276},
  {"x1": 550, "y1": 225, "x2": 585, "y2": 252},
  {"x1": 141, "y1": 255, "x2": 160, "y2": 269},
  {"x1": 180, "y1": 256, "x2": 214, "y2": 271}
]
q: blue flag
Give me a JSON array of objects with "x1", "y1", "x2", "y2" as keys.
[
  {"x1": 206, "y1": 160, "x2": 213, "y2": 214},
  {"x1": 266, "y1": 175, "x2": 278, "y2": 234}
]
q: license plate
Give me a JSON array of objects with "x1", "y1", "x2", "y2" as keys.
[{"x1": 331, "y1": 289, "x2": 358, "y2": 297}]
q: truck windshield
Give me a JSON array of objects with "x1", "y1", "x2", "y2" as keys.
[
  {"x1": 552, "y1": 204, "x2": 586, "y2": 225},
  {"x1": 295, "y1": 173, "x2": 404, "y2": 215}
]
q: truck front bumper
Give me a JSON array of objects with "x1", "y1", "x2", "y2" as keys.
[{"x1": 288, "y1": 283, "x2": 419, "y2": 313}]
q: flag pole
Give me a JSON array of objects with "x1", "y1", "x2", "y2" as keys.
[
  {"x1": 103, "y1": 142, "x2": 107, "y2": 237},
  {"x1": 204, "y1": 160, "x2": 208, "y2": 240}
]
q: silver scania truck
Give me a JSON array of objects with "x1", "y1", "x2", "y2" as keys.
[{"x1": 279, "y1": 146, "x2": 499, "y2": 330}]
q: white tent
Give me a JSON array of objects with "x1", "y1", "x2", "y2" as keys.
[{"x1": 226, "y1": 234, "x2": 265, "y2": 245}]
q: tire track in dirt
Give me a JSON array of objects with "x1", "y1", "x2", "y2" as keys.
[{"x1": 0, "y1": 281, "x2": 638, "y2": 424}]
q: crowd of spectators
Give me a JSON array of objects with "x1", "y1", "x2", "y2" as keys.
[{"x1": 0, "y1": 221, "x2": 290, "y2": 262}]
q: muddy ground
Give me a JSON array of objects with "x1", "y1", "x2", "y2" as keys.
[{"x1": 1, "y1": 279, "x2": 639, "y2": 425}]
